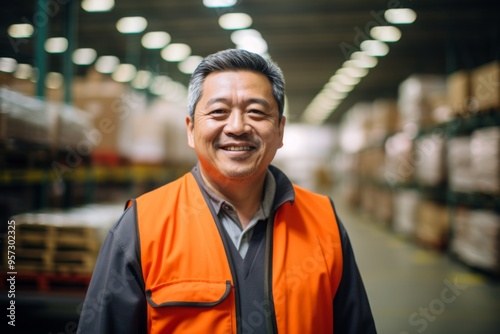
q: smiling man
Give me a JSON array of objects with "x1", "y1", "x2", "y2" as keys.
[{"x1": 78, "y1": 49, "x2": 377, "y2": 334}]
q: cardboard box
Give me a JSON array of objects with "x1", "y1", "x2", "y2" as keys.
[
  {"x1": 470, "y1": 126, "x2": 500, "y2": 194},
  {"x1": 471, "y1": 61, "x2": 500, "y2": 112},
  {"x1": 416, "y1": 201, "x2": 450, "y2": 249},
  {"x1": 370, "y1": 99, "x2": 400, "y2": 142},
  {"x1": 452, "y1": 208, "x2": 500, "y2": 273},
  {"x1": 447, "y1": 70, "x2": 471, "y2": 115},
  {"x1": 71, "y1": 71, "x2": 126, "y2": 159}
]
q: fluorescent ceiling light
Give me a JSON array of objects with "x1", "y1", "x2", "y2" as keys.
[
  {"x1": 323, "y1": 89, "x2": 348, "y2": 100},
  {"x1": 385, "y1": 8, "x2": 417, "y2": 24},
  {"x1": 219, "y1": 13, "x2": 253, "y2": 30},
  {"x1": 14, "y1": 64, "x2": 32, "y2": 79},
  {"x1": 230, "y1": 29, "x2": 261, "y2": 45},
  {"x1": 360, "y1": 39, "x2": 389, "y2": 57},
  {"x1": 45, "y1": 37, "x2": 68, "y2": 53},
  {"x1": 141, "y1": 31, "x2": 171, "y2": 49},
  {"x1": 81, "y1": 0, "x2": 114, "y2": 12},
  {"x1": 132, "y1": 70, "x2": 152, "y2": 89},
  {"x1": 0, "y1": 57, "x2": 17, "y2": 73},
  {"x1": 46, "y1": 72, "x2": 63, "y2": 89},
  {"x1": 178, "y1": 55, "x2": 203, "y2": 74},
  {"x1": 342, "y1": 59, "x2": 365, "y2": 69},
  {"x1": 337, "y1": 66, "x2": 369, "y2": 78},
  {"x1": 95, "y1": 55, "x2": 120, "y2": 73},
  {"x1": 8, "y1": 23, "x2": 34, "y2": 38},
  {"x1": 330, "y1": 74, "x2": 361, "y2": 86},
  {"x1": 231, "y1": 29, "x2": 268, "y2": 55},
  {"x1": 370, "y1": 26, "x2": 402, "y2": 42},
  {"x1": 72, "y1": 48, "x2": 97, "y2": 65},
  {"x1": 350, "y1": 51, "x2": 378, "y2": 68},
  {"x1": 161, "y1": 43, "x2": 191, "y2": 62},
  {"x1": 112, "y1": 64, "x2": 136, "y2": 82},
  {"x1": 116, "y1": 16, "x2": 147, "y2": 34},
  {"x1": 331, "y1": 81, "x2": 355, "y2": 93},
  {"x1": 203, "y1": 0, "x2": 237, "y2": 8}
]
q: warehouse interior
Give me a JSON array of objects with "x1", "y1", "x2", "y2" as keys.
[{"x1": 1, "y1": 0, "x2": 500, "y2": 333}]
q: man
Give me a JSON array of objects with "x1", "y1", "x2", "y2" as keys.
[{"x1": 77, "y1": 49, "x2": 376, "y2": 333}]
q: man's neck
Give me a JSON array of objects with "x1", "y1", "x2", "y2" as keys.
[{"x1": 200, "y1": 169, "x2": 266, "y2": 228}]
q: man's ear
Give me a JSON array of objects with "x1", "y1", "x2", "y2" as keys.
[
  {"x1": 186, "y1": 116, "x2": 195, "y2": 149},
  {"x1": 278, "y1": 116, "x2": 286, "y2": 148}
]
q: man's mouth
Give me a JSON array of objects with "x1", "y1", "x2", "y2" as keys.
[{"x1": 223, "y1": 146, "x2": 253, "y2": 151}]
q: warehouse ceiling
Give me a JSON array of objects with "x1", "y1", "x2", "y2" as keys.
[{"x1": 1, "y1": 0, "x2": 499, "y2": 124}]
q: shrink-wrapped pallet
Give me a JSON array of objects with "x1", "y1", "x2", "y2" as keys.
[
  {"x1": 447, "y1": 136, "x2": 474, "y2": 193},
  {"x1": 392, "y1": 189, "x2": 420, "y2": 236},
  {"x1": 452, "y1": 209, "x2": 500, "y2": 274},
  {"x1": 471, "y1": 126, "x2": 500, "y2": 194},
  {"x1": 414, "y1": 134, "x2": 447, "y2": 186},
  {"x1": 416, "y1": 201, "x2": 450, "y2": 249},
  {"x1": 398, "y1": 75, "x2": 447, "y2": 130}
]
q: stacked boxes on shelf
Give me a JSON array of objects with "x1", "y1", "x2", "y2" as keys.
[
  {"x1": 452, "y1": 209, "x2": 500, "y2": 274},
  {"x1": 0, "y1": 88, "x2": 94, "y2": 152},
  {"x1": 470, "y1": 126, "x2": 500, "y2": 194},
  {"x1": 337, "y1": 100, "x2": 401, "y2": 225},
  {"x1": 336, "y1": 61, "x2": 500, "y2": 273},
  {"x1": 446, "y1": 61, "x2": 500, "y2": 274}
]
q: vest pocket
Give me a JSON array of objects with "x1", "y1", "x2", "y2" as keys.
[{"x1": 146, "y1": 280, "x2": 232, "y2": 307}]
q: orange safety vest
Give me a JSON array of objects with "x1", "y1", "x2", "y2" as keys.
[{"x1": 132, "y1": 172, "x2": 343, "y2": 333}]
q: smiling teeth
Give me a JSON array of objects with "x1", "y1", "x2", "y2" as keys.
[{"x1": 225, "y1": 146, "x2": 252, "y2": 151}]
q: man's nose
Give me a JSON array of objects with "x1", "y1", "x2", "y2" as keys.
[{"x1": 224, "y1": 110, "x2": 250, "y2": 136}]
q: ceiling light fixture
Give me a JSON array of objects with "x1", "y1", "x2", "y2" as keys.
[
  {"x1": 385, "y1": 8, "x2": 417, "y2": 24},
  {"x1": 44, "y1": 37, "x2": 68, "y2": 53},
  {"x1": 14, "y1": 64, "x2": 32, "y2": 79},
  {"x1": 141, "y1": 31, "x2": 171, "y2": 49},
  {"x1": 72, "y1": 48, "x2": 97, "y2": 65},
  {"x1": 112, "y1": 63, "x2": 136, "y2": 82},
  {"x1": 95, "y1": 55, "x2": 120, "y2": 74},
  {"x1": 360, "y1": 39, "x2": 389, "y2": 57},
  {"x1": 337, "y1": 66, "x2": 369, "y2": 78},
  {"x1": 203, "y1": 0, "x2": 237, "y2": 8},
  {"x1": 0, "y1": 57, "x2": 17, "y2": 73},
  {"x1": 81, "y1": 0, "x2": 114, "y2": 12},
  {"x1": 330, "y1": 74, "x2": 361, "y2": 86},
  {"x1": 231, "y1": 29, "x2": 268, "y2": 55},
  {"x1": 116, "y1": 16, "x2": 148, "y2": 34},
  {"x1": 8, "y1": 23, "x2": 34, "y2": 38},
  {"x1": 161, "y1": 43, "x2": 192, "y2": 62},
  {"x1": 370, "y1": 26, "x2": 402, "y2": 42},
  {"x1": 178, "y1": 55, "x2": 203, "y2": 74},
  {"x1": 350, "y1": 51, "x2": 378, "y2": 68},
  {"x1": 219, "y1": 13, "x2": 253, "y2": 30}
]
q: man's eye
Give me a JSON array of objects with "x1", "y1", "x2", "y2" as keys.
[
  {"x1": 249, "y1": 109, "x2": 265, "y2": 115},
  {"x1": 210, "y1": 109, "x2": 227, "y2": 115}
]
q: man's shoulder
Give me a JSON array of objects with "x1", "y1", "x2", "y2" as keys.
[{"x1": 137, "y1": 172, "x2": 195, "y2": 201}]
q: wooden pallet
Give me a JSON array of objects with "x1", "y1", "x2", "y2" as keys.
[{"x1": 6, "y1": 223, "x2": 101, "y2": 274}]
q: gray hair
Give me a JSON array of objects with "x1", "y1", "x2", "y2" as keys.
[{"x1": 187, "y1": 49, "x2": 285, "y2": 120}]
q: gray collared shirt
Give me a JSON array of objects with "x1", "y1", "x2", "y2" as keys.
[{"x1": 195, "y1": 167, "x2": 276, "y2": 258}]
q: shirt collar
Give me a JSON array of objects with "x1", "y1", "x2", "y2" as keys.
[{"x1": 192, "y1": 164, "x2": 276, "y2": 217}]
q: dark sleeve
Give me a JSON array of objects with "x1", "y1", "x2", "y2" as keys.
[
  {"x1": 331, "y1": 200, "x2": 377, "y2": 333},
  {"x1": 77, "y1": 204, "x2": 147, "y2": 334}
]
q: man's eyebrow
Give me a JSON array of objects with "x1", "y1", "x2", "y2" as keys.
[
  {"x1": 205, "y1": 97, "x2": 272, "y2": 108},
  {"x1": 205, "y1": 97, "x2": 231, "y2": 106},
  {"x1": 247, "y1": 98, "x2": 271, "y2": 108}
]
